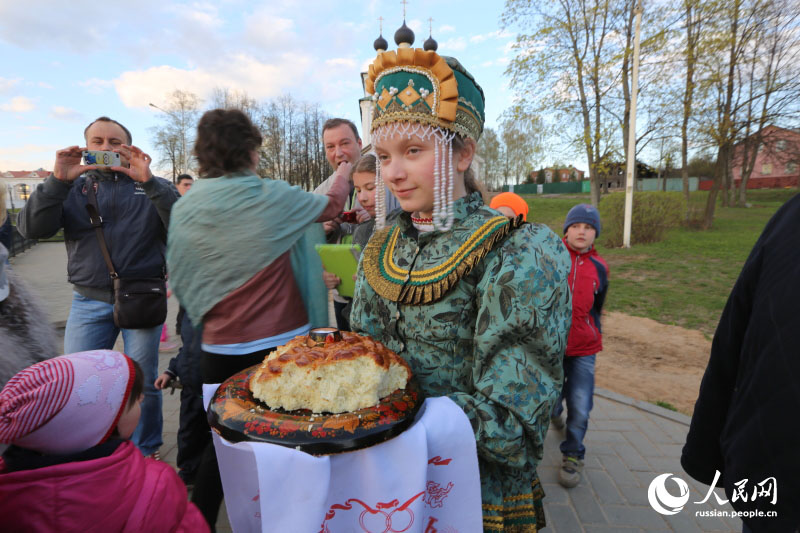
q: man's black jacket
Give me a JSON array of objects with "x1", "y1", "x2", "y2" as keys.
[{"x1": 682, "y1": 193, "x2": 800, "y2": 533}]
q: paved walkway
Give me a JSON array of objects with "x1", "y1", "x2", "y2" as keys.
[{"x1": 12, "y1": 242, "x2": 740, "y2": 532}]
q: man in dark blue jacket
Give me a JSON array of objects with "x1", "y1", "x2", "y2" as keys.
[{"x1": 19, "y1": 116, "x2": 179, "y2": 459}]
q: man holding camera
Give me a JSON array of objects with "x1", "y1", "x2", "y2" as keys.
[{"x1": 19, "y1": 116, "x2": 179, "y2": 459}]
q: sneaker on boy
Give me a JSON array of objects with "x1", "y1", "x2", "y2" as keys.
[
  {"x1": 551, "y1": 204, "x2": 609, "y2": 488},
  {"x1": 559, "y1": 455, "x2": 584, "y2": 488}
]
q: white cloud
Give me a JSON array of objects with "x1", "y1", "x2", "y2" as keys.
[
  {"x1": 176, "y1": 2, "x2": 222, "y2": 29},
  {"x1": 114, "y1": 53, "x2": 314, "y2": 108},
  {"x1": 325, "y1": 57, "x2": 357, "y2": 69},
  {"x1": 407, "y1": 19, "x2": 423, "y2": 33},
  {"x1": 0, "y1": 144, "x2": 59, "y2": 171},
  {"x1": 360, "y1": 56, "x2": 374, "y2": 72},
  {"x1": 244, "y1": 9, "x2": 296, "y2": 50},
  {"x1": 0, "y1": 96, "x2": 35, "y2": 112},
  {"x1": 78, "y1": 78, "x2": 115, "y2": 94},
  {"x1": 50, "y1": 106, "x2": 84, "y2": 121},
  {"x1": 0, "y1": 77, "x2": 21, "y2": 94},
  {"x1": 37, "y1": 82, "x2": 53, "y2": 89},
  {"x1": 440, "y1": 37, "x2": 467, "y2": 52},
  {"x1": 470, "y1": 29, "x2": 514, "y2": 44},
  {"x1": 439, "y1": 25, "x2": 455, "y2": 34},
  {"x1": 154, "y1": 3, "x2": 226, "y2": 64},
  {"x1": 0, "y1": 1, "x2": 158, "y2": 52}
]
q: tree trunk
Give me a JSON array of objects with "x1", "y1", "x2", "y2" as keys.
[
  {"x1": 703, "y1": 143, "x2": 728, "y2": 229},
  {"x1": 728, "y1": 155, "x2": 738, "y2": 206},
  {"x1": 703, "y1": 184, "x2": 719, "y2": 230},
  {"x1": 705, "y1": 0, "x2": 740, "y2": 228},
  {"x1": 739, "y1": 139, "x2": 757, "y2": 206},
  {"x1": 682, "y1": 1, "x2": 697, "y2": 220},
  {"x1": 720, "y1": 167, "x2": 730, "y2": 207},
  {"x1": 621, "y1": 0, "x2": 634, "y2": 160},
  {"x1": 590, "y1": 168, "x2": 601, "y2": 206}
]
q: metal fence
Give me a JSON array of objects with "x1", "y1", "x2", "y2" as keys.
[
  {"x1": 7, "y1": 226, "x2": 37, "y2": 258},
  {"x1": 502, "y1": 181, "x2": 586, "y2": 195}
]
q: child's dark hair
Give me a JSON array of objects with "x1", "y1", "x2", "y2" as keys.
[
  {"x1": 127, "y1": 359, "x2": 144, "y2": 410},
  {"x1": 110, "y1": 359, "x2": 143, "y2": 438},
  {"x1": 352, "y1": 153, "x2": 377, "y2": 177},
  {"x1": 452, "y1": 134, "x2": 488, "y2": 203}
]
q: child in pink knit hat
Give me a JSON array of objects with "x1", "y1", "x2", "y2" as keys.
[{"x1": 0, "y1": 350, "x2": 208, "y2": 533}]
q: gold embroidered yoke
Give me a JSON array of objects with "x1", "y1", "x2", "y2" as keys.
[{"x1": 351, "y1": 192, "x2": 572, "y2": 532}]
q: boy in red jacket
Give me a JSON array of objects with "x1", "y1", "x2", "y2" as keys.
[{"x1": 552, "y1": 204, "x2": 609, "y2": 488}]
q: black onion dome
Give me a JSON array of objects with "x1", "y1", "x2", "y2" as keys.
[
  {"x1": 374, "y1": 34, "x2": 389, "y2": 51},
  {"x1": 423, "y1": 35, "x2": 438, "y2": 51},
  {"x1": 394, "y1": 21, "x2": 415, "y2": 46}
]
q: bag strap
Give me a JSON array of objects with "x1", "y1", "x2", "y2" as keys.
[{"x1": 84, "y1": 176, "x2": 119, "y2": 279}]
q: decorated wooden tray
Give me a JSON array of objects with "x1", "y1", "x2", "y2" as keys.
[{"x1": 207, "y1": 364, "x2": 424, "y2": 455}]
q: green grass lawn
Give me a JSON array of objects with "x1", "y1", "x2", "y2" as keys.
[{"x1": 525, "y1": 189, "x2": 798, "y2": 336}]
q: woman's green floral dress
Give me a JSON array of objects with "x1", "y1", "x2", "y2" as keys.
[{"x1": 350, "y1": 192, "x2": 572, "y2": 532}]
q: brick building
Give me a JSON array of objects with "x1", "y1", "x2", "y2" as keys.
[
  {"x1": 731, "y1": 125, "x2": 800, "y2": 189},
  {"x1": 532, "y1": 166, "x2": 585, "y2": 183}
]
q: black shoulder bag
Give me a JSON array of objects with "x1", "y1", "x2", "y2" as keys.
[{"x1": 84, "y1": 176, "x2": 167, "y2": 329}]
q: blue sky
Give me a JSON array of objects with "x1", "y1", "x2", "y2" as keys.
[{"x1": 0, "y1": 0, "x2": 520, "y2": 175}]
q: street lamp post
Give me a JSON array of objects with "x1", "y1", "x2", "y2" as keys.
[{"x1": 149, "y1": 102, "x2": 186, "y2": 183}]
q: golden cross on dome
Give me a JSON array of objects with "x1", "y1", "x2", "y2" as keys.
[
  {"x1": 378, "y1": 16, "x2": 384, "y2": 33},
  {"x1": 401, "y1": 0, "x2": 408, "y2": 19},
  {"x1": 428, "y1": 17, "x2": 433, "y2": 34}
]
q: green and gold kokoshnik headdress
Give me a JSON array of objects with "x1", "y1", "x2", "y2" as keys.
[
  {"x1": 365, "y1": 47, "x2": 486, "y2": 231},
  {"x1": 366, "y1": 48, "x2": 485, "y2": 142}
]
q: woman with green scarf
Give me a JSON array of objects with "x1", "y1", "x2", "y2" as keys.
[{"x1": 166, "y1": 108, "x2": 350, "y2": 529}]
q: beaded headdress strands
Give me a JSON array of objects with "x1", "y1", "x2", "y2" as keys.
[{"x1": 366, "y1": 22, "x2": 485, "y2": 231}]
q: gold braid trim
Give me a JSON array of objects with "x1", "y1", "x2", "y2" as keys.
[
  {"x1": 482, "y1": 522, "x2": 538, "y2": 533},
  {"x1": 481, "y1": 477, "x2": 547, "y2": 532},
  {"x1": 362, "y1": 216, "x2": 522, "y2": 305}
]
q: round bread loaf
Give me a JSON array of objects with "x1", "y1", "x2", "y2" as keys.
[{"x1": 249, "y1": 331, "x2": 411, "y2": 414}]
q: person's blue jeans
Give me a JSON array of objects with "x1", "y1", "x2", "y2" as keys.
[
  {"x1": 552, "y1": 354, "x2": 596, "y2": 459},
  {"x1": 64, "y1": 291, "x2": 163, "y2": 456}
]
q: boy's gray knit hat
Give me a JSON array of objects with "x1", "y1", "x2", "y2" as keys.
[{"x1": 563, "y1": 203, "x2": 601, "y2": 237}]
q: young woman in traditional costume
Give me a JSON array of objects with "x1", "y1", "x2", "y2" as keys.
[{"x1": 350, "y1": 39, "x2": 572, "y2": 532}]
